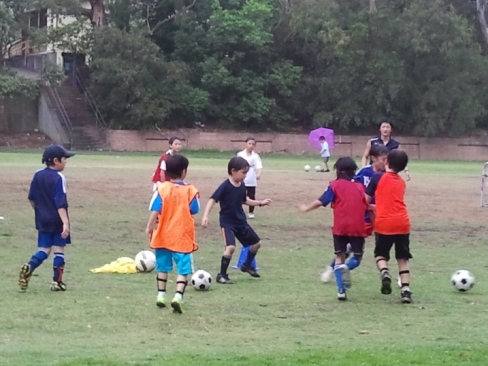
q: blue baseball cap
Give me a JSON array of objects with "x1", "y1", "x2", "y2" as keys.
[{"x1": 42, "y1": 144, "x2": 76, "y2": 164}]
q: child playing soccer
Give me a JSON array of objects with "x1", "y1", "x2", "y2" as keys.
[
  {"x1": 237, "y1": 137, "x2": 263, "y2": 219},
  {"x1": 365, "y1": 149, "x2": 413, "y2": 304},
  {"x1": 151, "y1": 136, "x2": 182, "y2": 189},
  {"x1": 19, "y1": 144, "x2": 75, "y2": 292},
  {"x1": 320, "y1": 145, "x2": 389, "y2": 282},
  {"x1": 319, "y1": 136, "x2": 330, "y2": 172},
  {"x1": 299, "y1": 157, "x2": 368, "y2": 301},
  {"x1": 146, "y1": 154, "x2": 200, "y2": 314},
  {"x1": 201, "y1": 157, "x2": 272, "y2": 284}
]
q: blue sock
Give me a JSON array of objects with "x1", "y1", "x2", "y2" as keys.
[
  {"x1": 347, "y1": 256, "x2": 362, "y2": 270},
  {"x1": 334, "y1": 265, "x2": 345, "y2": 292},
  {"x1": 53, "y1": 252, "x2": 65, "y2": 282},
  {"x1": 28, "y1": 251, "x2": 48, "y2": 272}
]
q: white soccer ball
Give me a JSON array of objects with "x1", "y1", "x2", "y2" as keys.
[
  {"x1": 304, "y1": 165, "x2": 311, "y2": 172},
  {"x1": 191, "y1": 270, "x2": 212, "y2": 291},
  {"x1": 314, "y1": 165, "x2": 322, "y2": 172},
  {"x1": 134, "y1": 250, "x2": 156, "y2": 272},
  {"x1": 451, "y1": 270, "x2": 475, "y2": 292}
]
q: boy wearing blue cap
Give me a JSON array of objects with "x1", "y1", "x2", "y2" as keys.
[{"x1": 19, "y1": 144, "x2": 75, "y2": 292}]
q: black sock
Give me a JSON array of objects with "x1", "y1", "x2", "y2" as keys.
[
  {"x1": 244, "y1": 249, "x2": 257, "y2": 267},
  {"x1": 220, "y1": 256, "x2": 231, "y2": 276}
]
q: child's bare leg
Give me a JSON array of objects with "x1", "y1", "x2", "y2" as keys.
[
  {"x1": 156, "y1": 272, "x2": 168, "y2": 307},
  {"x1": 376, "y1": 256, "x2": 392, "y2": 295},
  {"x1": 397, "y1": 259, "x2": 410, "y2": 287}
]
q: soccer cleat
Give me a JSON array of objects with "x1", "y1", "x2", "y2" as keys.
[
  {"x1": 171, "y1": 297, "x2": 183, "y2": 314},
  {"x1": 18, "y1": 264, "x2": 32, "y2": 291},
  {"x1": 380, "y1": 271, "x2": 392, "y2": 295},
  {"x1": 337, "y1": 290, "x2": 347, "y2": 301},
  {"x1": 156, "y1": 295, "x2": 166, "y2": 308},
  {"x1": 240, "y1": 264, "x2": 261, "y2": 278},
  {"x1": 339, "y1": 264, "x2": 351, "y2": 289},
  {"x1": 320, "y1": 266, "x2": 334, "y2": 283},
  {"x1": 50, "y1": 281, "x2": 67, "y2": 292},
  {"x1": 216, "y1": 273, "x2": 234, "y2": 284},
  {"x1": 400, "y1": 290, "x2": 413, "y2": 304},
  {"x1": 248, "y1": 213, "x2": 255, "y2": 219}
]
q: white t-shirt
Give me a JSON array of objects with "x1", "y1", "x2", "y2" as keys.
[
  {"x1": 237, "y1": 149, "x2": 263, "y2": 187},
  {"x1": 321, "y1": 141, "x2": 330, "y2": 157}
]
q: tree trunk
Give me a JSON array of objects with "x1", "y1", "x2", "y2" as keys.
[
  {"x1": 476, "y1": 0, "x2": 488, "y2": 45},
  {"x1": 89, "y1": 0, "x2": 107, "y2": 28},
  {"x1": 369, "y1": 0, "x2": 377, "y2": 13}
]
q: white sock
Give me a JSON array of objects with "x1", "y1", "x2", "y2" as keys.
[
  {"x1": 401, "y1": 286, "x2": 410, "y2": 292},
  {"x1": 158, "y1": 291, "x2": 165, "y2": 297},
  {"x1": 174, "y1": 293, "x2": 183, "y2": 301}
]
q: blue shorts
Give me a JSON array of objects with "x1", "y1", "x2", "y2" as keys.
[
  {"x1": 221, "y1": 223, "x2": 260, "y2": 247},
  {"x1": 38, "y1": 232, "x2": 71, "y2": 248},
  {"x1": 155, "y1": 249, "x2": 193, "y2": 275}
]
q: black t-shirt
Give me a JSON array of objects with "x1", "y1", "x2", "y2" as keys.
[
  {"x1": 210, "y1": 179, "x2": 247, "y2": 226},
  {"x1": 370, "y1": 136, "x2": 400, "y2": 151}
]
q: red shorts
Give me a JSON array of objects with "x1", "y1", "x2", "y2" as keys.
[{"x1": 365, "y1": 223, "x2": 374, "y2": 237}]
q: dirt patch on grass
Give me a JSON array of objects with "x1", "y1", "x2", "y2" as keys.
[{"x1": 0, "y1": 131, "x2": 51, "y2": 148}]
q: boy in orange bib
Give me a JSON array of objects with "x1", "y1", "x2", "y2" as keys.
[{"x1": 146, "y1": 155, "x2": 200, "y2": 313}]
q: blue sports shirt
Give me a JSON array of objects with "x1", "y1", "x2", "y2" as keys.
[
  {"x1": 149, "y1": 181, "x2": 200, "y2": 214},
  {"x1": 210, "y1": 179, "x2": 247, "y2": 226},
  {"x1": 354, "y1": 165, "x2": 380, "y2": 223},
  {"x1": 28, "y1": 167, "x2": 69, "y2": 233}
]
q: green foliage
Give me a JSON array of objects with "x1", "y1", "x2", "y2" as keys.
[
  {"x1": 90, "y1": 28, "x2": 207, "y2": 129},
  {"x1": 0, "y1": 70, "x2": 38, "y2": 99}
]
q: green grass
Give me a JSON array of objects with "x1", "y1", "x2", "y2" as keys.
[{"x1": 0, "y1": 151, "x2": 487, "y2": 365}]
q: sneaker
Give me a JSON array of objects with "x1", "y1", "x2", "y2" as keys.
[
  {"x1": 380, "y1": 271, "x2": 392, "y2": 295},
  {"x1": 400, "y1": 290, "x2": 413, "y2": 304},
  {"x1": 248, "y1": 213, "x2": 255, "y2": 219},
  {"x1": 240, "y1": 264, "x2": 261, "y2": 278},
  {"x1": 156, "y1": 295, "x2": 166, "y2": 308},
  {"x1": 320, "y1": 266, "x2": 334, "y2": 283},
  {"x1": 337, "y1": 290, "x2": 347, "y2": 301},
  {"x1": 171, "y1": 297, "x2": 183, "y2": 314},
  {"x1": 216, "y1": 273, "x2": 234, "y2": 284},
  {"x1": 325, "y1": 169, "x2": 330, "y2": 172},
  {"x1": 50, "y1": 281, "x2": 67, "y2": 292},
  {"x1": 339, "y1": 264, "x2": 351, "y2": 289},
  {"x1": 18, "y1": 264, "x2": 32, "y2": 291}
]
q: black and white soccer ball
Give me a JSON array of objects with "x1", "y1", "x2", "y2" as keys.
[
  {"x1": 134, "y1": 250, "x2": 156, "y2": 272},
  {"x1": 191, "y1": 270, "x2": 212, "y2": 291},
  {"x1": 451, "y1": 270, "x2": 475, "y2": 292}
]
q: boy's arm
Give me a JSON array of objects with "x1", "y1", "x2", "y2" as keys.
[
  {"x1": 145, "y1": 211, "x2": 159, "y2": 239},
  {"x1": 58, "y1": 208, "x2": 70, "y2": 239},
  {"x1": 299, "y1": 200, "x2": 322, "y2": 213},
  {"x1": 246, "y1": 197, "x2": 272, "y2": 207},
  {"x1": 201, "y1": 199, "x2": 216, "y2": 227},
  {"x1": 299, "y1": 186, "x2": 334, "y2": 213},
  {"x1": 361, "y1": 140, "x2": 372, "y2": 167}
]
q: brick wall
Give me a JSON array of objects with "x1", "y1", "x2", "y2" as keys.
[{"x1": 107, "y1": 130, "x2": 488, "y2": 161}]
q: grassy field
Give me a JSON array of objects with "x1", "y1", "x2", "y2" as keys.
[{"x1": 1, "y1": 150, "x2": 487, "y2": 365}]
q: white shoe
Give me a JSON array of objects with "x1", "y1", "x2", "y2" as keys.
[
  {"x1": 248, "y1": 213, "x2": 255, "y2": 219},
  {"x1": 397, "y1": 276, "x2": 402, "y2": 288},
  {"x1": 320, "y1": 266, "x2": 334, "y2": 283}
]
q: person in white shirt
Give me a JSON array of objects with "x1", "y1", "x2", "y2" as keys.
[
  {"x1": 237, "y1": 137, "x2": 263, "y2": 219},
  {"x1": 319, "y1": 136, "x2": 330, "y2": 172}
]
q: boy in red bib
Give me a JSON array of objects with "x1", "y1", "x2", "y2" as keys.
[{"x1": 300, "y1": 157, "x2": 369, "y2": 301}]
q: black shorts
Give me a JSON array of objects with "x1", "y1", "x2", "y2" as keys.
[
  {"x1": 374, "y1": 233, "x2": 412, "y2": 261},
  {"x1": 221, "y1": 224, "x2": 260, "y2": 247},
  {"x1": 333, "y1": 235, "x2": 365, "y2": 256}
]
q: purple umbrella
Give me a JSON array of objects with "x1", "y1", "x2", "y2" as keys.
[{"x1": 308, "y1": 127, "x2": 335, "y2": 149}]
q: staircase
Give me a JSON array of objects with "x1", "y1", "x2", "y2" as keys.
[{"x1": 54, "y1": 85, "x2": 107, "y2": 150}]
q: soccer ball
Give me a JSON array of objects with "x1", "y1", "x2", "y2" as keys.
[
  {"x1": 191, "y1": 270, "x2": 212, "y2": 291},
  {"x1": 304, "y1": 165, "x2": 311, "y2": 172},
  {"x1": 451, "y1": 270, "x2": 475, "y2": 292},
  {"x1": 134, "y1": 250, "x2": 156, "y2": 272},
  {"x1": 315, "y1": 165, "x2": 322, "y2": 172}
]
